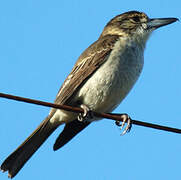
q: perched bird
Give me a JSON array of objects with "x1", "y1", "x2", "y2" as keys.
[{"x1": 0, "y1": 11, "x2": 178, "y2": 178}]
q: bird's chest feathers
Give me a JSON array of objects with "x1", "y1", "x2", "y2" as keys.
[{"x1": 77, "y1": 38, "x2": 144, "y2": 112}]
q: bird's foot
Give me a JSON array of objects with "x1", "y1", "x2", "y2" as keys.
[
  {"x1": 78, "y1": 104, "x2": 93, "y2": 122},
  {"x1": 115, "y1": 114, "x2": 132, "y2": 135}
]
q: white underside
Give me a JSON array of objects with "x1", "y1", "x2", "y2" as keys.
[{"x1": 50, "y1": 37, "x2": 144, "y2": 124}]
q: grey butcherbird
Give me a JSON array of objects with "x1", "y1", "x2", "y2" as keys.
[{"x1": 1, "y1": 11, "x2": 178, "y2": 178}]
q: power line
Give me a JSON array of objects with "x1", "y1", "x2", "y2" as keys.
[{"x1": 0, "y1": 92, "x2": 181, "y2": 134}]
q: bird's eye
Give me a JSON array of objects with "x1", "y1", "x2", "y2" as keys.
[{"x1": 132, "y1": 16, "x2": 140, "y2": 22}]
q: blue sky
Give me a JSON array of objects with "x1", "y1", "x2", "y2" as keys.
[{"x1": 0, "y1": 0, "x2": 180, "y2": 180}]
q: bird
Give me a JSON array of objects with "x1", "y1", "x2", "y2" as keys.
[{"x1": 0, "y1": 11, "x2": 178, "y2": 178}]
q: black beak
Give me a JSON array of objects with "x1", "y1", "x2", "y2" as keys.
[{"x1": 147, "y1": 17, "x2": 179, "y2": 29}]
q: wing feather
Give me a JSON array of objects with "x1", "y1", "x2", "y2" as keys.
[
  {"x1": 55, "y1": 35, "x2": 119, "y2": 105},
  {"x1": 52, "y1": 35, "x2": 119, "y2": 150}
]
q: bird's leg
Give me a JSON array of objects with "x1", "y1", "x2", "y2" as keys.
[
  {"x1": 78, "y1": 104, "x2": 93, "y2": 122},
  {"x1": 115, "y1": 114, "x2": 132, "y2": 135}
]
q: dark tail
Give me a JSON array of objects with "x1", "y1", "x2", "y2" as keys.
[{"x1": 0, "y1": 116, "x2": 59, "y2": 178}]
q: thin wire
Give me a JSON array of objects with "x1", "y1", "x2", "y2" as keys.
[{"x1": 0, "y1": 92, "x2": 181, "y2": 134}]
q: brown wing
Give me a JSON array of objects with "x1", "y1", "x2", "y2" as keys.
[
  {"x1": 53, "y1": 120, "x2": 90, "y2": 150},
  {"x1": 54, "y1": 35, "x2": 119, "y2": 105},
  {"x1": 51, "y1": 35, "x2": 119, "y2": 150}
]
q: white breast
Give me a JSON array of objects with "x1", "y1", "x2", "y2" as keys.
[{"x1": 76, "y1": 37, "x2": 144, "y2": 115}]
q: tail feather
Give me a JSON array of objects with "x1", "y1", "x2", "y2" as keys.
[{"x1": 0, "y1": 116, "x2": 59, "y2": 178}]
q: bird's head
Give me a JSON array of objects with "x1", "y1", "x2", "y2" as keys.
[{"x1": 100, "y1": 11, "x2": 178, "y2": 46}]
